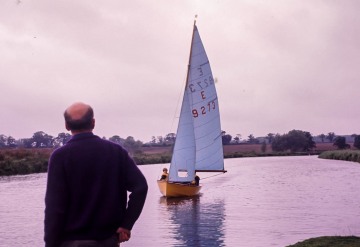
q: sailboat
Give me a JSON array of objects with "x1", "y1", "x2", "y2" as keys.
[{"x1": 157, "y1": 20, "x2": 226, "y2": 197}]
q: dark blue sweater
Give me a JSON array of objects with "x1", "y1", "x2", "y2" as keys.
[{"x1": 44, "y1": 133, "x2": 148, "y2": 247}]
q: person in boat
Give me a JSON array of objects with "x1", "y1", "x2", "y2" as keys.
[
  {"x1": 160, "y1": 168, "x2": 168, "y2": 181},
  {"x1": 191, "y1": 174, "x2": 200, "y2": 186},
  {"x1": 44, "y1": 102, "x2": 148, "y2": 247}
]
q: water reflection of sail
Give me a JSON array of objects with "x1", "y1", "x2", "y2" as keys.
[{"x1": 159, "y1": 196, "x2": 225, "y2": 247}]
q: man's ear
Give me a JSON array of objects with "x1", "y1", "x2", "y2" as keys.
[
  {"x1": 91, "y1": 119, "x2": 95, "y2": 129},
  {"x1": 65, "y1": 123, "x2": 70, "y2": 131}
]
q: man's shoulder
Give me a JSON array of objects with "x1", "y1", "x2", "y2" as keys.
[
  {"x1": 50, "y1": 144, "x2": 70, "y2": 157},
  {"x1": 84, "y1": 136, "x2": 128, "y2": 153},
  {"x1": 52, "y1": 135, "x2": 128, "y2": 155},
  {"x1": 102, "y1": 139, "x2": 127, "y2": 152}
]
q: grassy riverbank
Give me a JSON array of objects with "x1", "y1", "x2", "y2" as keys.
[
  {"x1": 319, "y1": 150, "x2": 360, "y2": 163},
  {"x1": 0, "y1": 149, "x2": 50, "y2": 176},
  {"x1": 287, "y1": 236, "x2": 360, "y2": 247},
  {"x1": 0, "y1": 143, "x2": 344, "y2": 176}
]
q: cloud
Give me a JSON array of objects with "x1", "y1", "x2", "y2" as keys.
[{"x1": 1, "y1": 0, "x2": 360, "y2": 141}]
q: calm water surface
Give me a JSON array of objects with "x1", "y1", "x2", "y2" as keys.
[{"x1": 1, "y1": 156, "x2": 360, "y2": 247}]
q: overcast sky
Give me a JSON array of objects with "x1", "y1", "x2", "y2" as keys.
[{"x1": 1, "y1": 0, "x2": 359, "y2": 142}]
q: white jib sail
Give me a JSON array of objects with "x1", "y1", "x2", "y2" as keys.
[{"x1": 169, "y1": 25, "x2": 224, "y2": 183}]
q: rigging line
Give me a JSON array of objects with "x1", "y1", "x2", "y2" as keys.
[
  {"x1": 200, "y1": 172, "x2": 225, "y2": 180},
  {"x1": 169, "y1": 73, "x2": 187, "y2": 134},
  {"x1": 171, "y1": 19, "x2": 197, "y2": 137}
]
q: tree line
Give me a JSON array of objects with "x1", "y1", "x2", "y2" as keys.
[
  {"x1": 221, "y1": 130, "x2": 360, "y2": 152},
  {"x1": 0, "y1": 131, "x2": 139, "y2": 149},
  {"x1": 1, "y1": 130, "x2": 360, "y2": 153}
]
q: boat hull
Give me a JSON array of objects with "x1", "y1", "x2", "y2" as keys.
[{"x1": 157, "y1": 180, "x2": 202, "y2": 197}]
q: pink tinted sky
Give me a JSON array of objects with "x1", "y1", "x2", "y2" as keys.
[{"x1": 1, "y1": 0, "x2": 359, "y2": 142}]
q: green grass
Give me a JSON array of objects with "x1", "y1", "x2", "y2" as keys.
[
  {"x1": 0, "y1": 148, "x2": 172, "y2": 176},
  {"x1": 287, "y1": 236, "x2": 360, "y2": 247},
  {"x1": 0, "y1": 149, "x2": 51, "y2": 176},
  {"x1": 133, "y1": 153, "x2": 172, "y2": 165},
  {"x1": 318, "y1": 150, "x2": 360, "y2": 163}
]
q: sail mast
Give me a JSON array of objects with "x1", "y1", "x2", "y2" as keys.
[
  {"x1": 184, "y1": 16, "x2": 197, "y2": 88},
  {"x1": 168, "y1": 17, "x2": 198, "y2": 183}
]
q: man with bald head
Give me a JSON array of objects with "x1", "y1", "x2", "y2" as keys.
[
  {"x1": 64, "y1": 102, "x2": 95, "y2": 132},
  {"x1": 44, "y1": 102, "x2": 148, "y2": 247}
]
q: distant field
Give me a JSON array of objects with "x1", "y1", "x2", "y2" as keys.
[{"x1": 141, "y1": 142, "x2": 340, "y2": 155}]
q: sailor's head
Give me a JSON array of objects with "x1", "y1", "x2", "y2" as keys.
[{"x1": 163, "y1": 168, "x2": 168, "y2": 173}]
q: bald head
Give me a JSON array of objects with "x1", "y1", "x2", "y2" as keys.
[{"x1": 64, "y1": 102, "x2": 95, "y2": 133}]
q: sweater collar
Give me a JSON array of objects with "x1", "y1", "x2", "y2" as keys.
[{"x1": 69, "y1": 132, "x2": 95, "y2": 142}]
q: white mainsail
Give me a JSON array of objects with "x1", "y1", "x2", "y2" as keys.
[{"x1": 169, "y1": 24, "x2": 224, "y2": 183}]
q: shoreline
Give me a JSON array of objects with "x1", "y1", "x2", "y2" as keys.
[
  {"x1": 0, "y1": 143, "x2": 357, "y2": 176},
  {"x1": 287, "y1": 236, "x2": 360, "y2": 247}
]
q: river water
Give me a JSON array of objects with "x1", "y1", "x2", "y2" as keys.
[{"x1": 1, "y1": 156, "x2": 360, "y2": 247}]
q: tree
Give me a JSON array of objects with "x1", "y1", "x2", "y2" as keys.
[
  {"x1": 303, "y1": 131, "x2": 316, "y2": 152},
  {"x1": 333, "y1": 136, "x2": 350, "y2": 149},
  {"x1": 271, "y1": 134, "x2": 285, "y2": 151},
  {"x1": 326, "y1": 132, "x2": 336, "y2": 143},
  {"x1": 286, "y1": 130, "x2": 309, "y2": 152},
  {"x1": 233, "y1": 134, "x2": 241, "y2": 144},
  {"x1": 247, "y1": 134, "x2": 258, "y2": 144},
  {"x1": 7, "y1": 136, "x2": 17, "y2": 148},
  {"x1": 266, "y1": 133, "x2": 275, "y2": 144},
  {"x1": 28, "y1": 131, "x2": 53, "y2": 148},
  {"x1": 150, "y1": 136, "x2": 156, "y2": 145},
  {"x1": 123, "y1": 136, "x2": 143, "y2": 155},
  {"x1": 0, "y1": 135, "x2": 16, "y2": 148},
  {"x1": 318, "y1": 134, "x2": 326, "y2": 143},
  {"x1": 156, "y1": 136, "x2": 164, "y2": 145},
  {"x1": 354, "y1": 135, "x2": 360, "y2": 149},
  {"x1": 23, "y1": 138, "x2": 35, "y2": 148},
  {"x1": 221, "y1": 131, "x2": 232, "y2": 145},
  {"x1": 164, "y1": 133, "x2": 176, "y2": 145},
  {"x1": 0, "y1": 135, "x2": 7, "y2": 148},
  {"x1": 53, "y1": 132, "x2": 71, "y2": 147},
  {"x1": 272, "y1": 134, "x2": 289, "y2": 152},
  {"x1": 109, "y1": 135, "x2": 124, "y2": 145},
  {"x1": 156, "y1": 136, "x2": 162, "y2": 145},
  {"x1": 271, "y1": 130, "x2": 316, "y2": 153}
]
